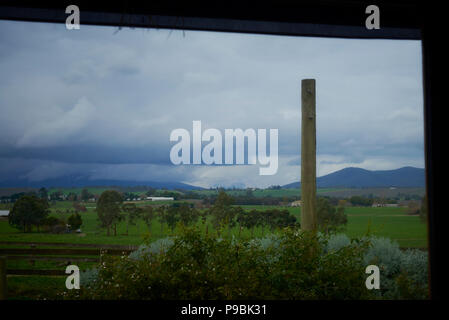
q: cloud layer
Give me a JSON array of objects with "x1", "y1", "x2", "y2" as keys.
[{"x1": 0, "y1": 21, "x2": 424, "y2": 188}]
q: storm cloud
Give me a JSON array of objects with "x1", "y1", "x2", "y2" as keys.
[{"x1": 0, "y1": 20, "x2": 424, "y2": 188}]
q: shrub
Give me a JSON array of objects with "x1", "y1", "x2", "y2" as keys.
[
  {"x1": 67, "y1": 212, "x2": 82, "y2": 230},
  {"x1": 128, "y1": 237, "x2": 174, "y2": 260},
  {"x1": 395, "y1": 249, "x2": 429, "y2": 299},
  {"x1": 363, "y1": 237, "x2": 403, "y2": 277},
  {"x1": 67, "y1": 230, "x2": 428, "y2": 300},
  {"x1": 317, "y1": 198, "x2": 347, "y2": 234},
  {"x1": 41, "y1": 216, "x2": 66, "y2": 234},
  {"x1": 66, "y1": 227, "x2": 372, "y2": 300},
  {"x1": 362, "y1": 236, "x2": 428, "y2": 299},
  {"x1": 249, "y1": 234, "x2": 281, "y2": 251},
  {"x1": 80, "y1": 267, "x2": 99, "y2": 287},
  {"x1": 50, "y1": 224, "x2": 67, "y2": 234},
  {"x1": 41, "y1": 216, "x2": 61, "y2": 227},
  {"x1": 324, "y1": 233, "x2": 351, "y2": 253}
]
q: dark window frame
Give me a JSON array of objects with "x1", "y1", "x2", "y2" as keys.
[{"x1": 0, "y1": 1, "x2": 443, "y2": 300}]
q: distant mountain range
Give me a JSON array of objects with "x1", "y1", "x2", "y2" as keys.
[
  {"x1": 0, "y1": 174, "x2": 203, "y2": 190},
  {"x1": 283, "y1": 166, "x2": 425, "y2": 188},
  {"x1": 0, "y1": 166, "x2": 425, "y2": 190}
]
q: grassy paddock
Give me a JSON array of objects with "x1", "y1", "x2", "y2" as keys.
[{"x1": 0, "y1": 202, "x2": 428, "y2": 248}]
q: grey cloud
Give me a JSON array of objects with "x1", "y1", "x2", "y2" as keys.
[{"x1": 0, "y1": 20, "x2": 425, "y2": 187}]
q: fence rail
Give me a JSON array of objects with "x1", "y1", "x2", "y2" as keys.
[
  {"x1": 0, "y1": 241, "x2": 138, "y2": 250},
  {"x1": 0, "y1": 241, "x2": 139, "y2": 299},
  {"x1": 0, "y1": 248, "x2": 133, "y2": 256},
  {"x1": 5, "y1": 255, "x2": 99, "y2": 262},
  {"x1": 6, "y1": 269, "x2": 65, "y2": 276}
]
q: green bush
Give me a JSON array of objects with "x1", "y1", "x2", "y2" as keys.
[
  {"x1": 41, "y1": 216, "x2": 66, "y2": 233},
  {"x1": 316, "y1": 198, "x2": 347, "y2": 234},
  {"x1": 67, "y1": 229, "x2": 428, "y2": 300},
  {"x1": 128, "y1": 237, "x2": 175, "y2": 260},
  {"x1": 362, "y1": 236, "x2": 429, "y2": 299},
  {"x1": 41, "y1": 216, "x2": 62, "y2": 227},
  {"x1": 67, "y1": 212, "x2": 83, "y2": 230},
  {"x1": 80, "y1": 267, "x2": 99, "y2": 287},
  {"x1": 65, "y1": 227, "x2": 373, "y2": 300},
  {"x1": 363, "y1": 237, "x2": 403, "y2": 277},
  {"x1": 323, "y1": 233, "x2": 351, "y2": 253}
]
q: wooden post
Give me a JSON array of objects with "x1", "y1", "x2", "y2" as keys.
[
  {"x1": 0, "y1": 256, "x2": 6, "y2": 300},
  {"x1": 301, "y1": 79, "x2": 317, "y2": 231}
]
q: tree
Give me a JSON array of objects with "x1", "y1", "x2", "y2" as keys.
[
  {"x1": 155, "y1": 205, "x2": 180, "y2": 234},
  {"x1": 145, "y1": 187, "x2": 156, "y2": 197},
  {"x1": 316, "y1": 197, "x2": 348, "y2": 234},
  {"x1": 237, "y1": 209, "x2": 259, "y2": 237},
  {"x1": 156, "y1": 206, "x2": 168, "y2": 234},
  {"x1": 164, "y1": 206, "x2": 180, "y2": 232},
  {"x1": 141, "y1": 206, "x2": 155, "y2": 232},
  {"x1": 41, "y1": 216, "x2": 65, "y2": 233},
  {"x1": 178, "y1": 203, "x2": 199, "y2": 227},
  {"x1": 271, "y1": 209, "x2": 298, "y2": 230},
  {"x1": 208, "y1": 191, "x2": 237, "y2": 233},
  {"x1": 80, "y1": 188, "x2": 90, "y2": 201},
  {"x1": 49, "y1": 191, "x2": 63, "y2": 201},
  {"x1": 67, "y1": 192, "x2": 78, "y2": 201},
  {"x1": 68, "y1": 212, "x2": 83, "y2": 230},
  {"x1": 349, "y1": 196, "x2": 373, "y2": 207},
  {"x1": 9, "y1": 195, "x2": 49, "y2": 232},
  {"x1": 122, "y1": 203, "x2": 141, "y2": 235},
  {"x1": 96, "y1": 190, "x2": 123, "y2": 236},
  {"x1": 259, "y1": 209, "x2": 274, "y2": 235},
  {"x1": 38, "y1": 187, "x2": 48, "y2": 200}
]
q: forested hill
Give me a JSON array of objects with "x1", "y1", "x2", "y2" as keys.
[{"x1": 283, "y1": 166, "x2": 425, "y2": 188}]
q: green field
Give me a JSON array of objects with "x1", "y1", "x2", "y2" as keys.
[{"x1": 0, "y1": 201, "x2": 428, "y2": 248}]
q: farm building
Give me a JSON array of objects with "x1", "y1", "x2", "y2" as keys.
[
  {"x1": 146, "y1": 197, "x2": 174, "y2": 201},
  {"x1": 372, "y1": 203, "x2": 399, "y2": 207},
  {"x1": 0, "y1": 210, "x2": 9, "y2": 217}
]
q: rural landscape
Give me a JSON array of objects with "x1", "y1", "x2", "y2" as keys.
[
  {"x1": 0, "y1": 19, "x2": 426, "y2": 301},
  {"x1": 0, "y1": 166, "x2": 429, "y2": 300}
]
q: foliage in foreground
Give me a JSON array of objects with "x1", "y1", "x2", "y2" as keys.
[
  {"x1": 325, "y1": 234, "x2": 429, "y2": 299},
  {"x1": 65, "y1": 226, "x2": 373, "y2": 300}
]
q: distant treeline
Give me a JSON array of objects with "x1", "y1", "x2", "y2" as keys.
[{"x1": 1, "y1": 186, "x2": 424, "y2": 207}]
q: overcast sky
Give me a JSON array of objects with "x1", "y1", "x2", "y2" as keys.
[{"x1": 0, "y1": 20, "x2": 424, "y2": 188}]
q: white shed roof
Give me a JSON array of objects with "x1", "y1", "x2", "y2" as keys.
[{"x1": 0, "y1": 210, "x2": 9, "y2": 217}]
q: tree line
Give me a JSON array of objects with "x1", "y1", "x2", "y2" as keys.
[
  {"x1": 95, "y1": 190, "x2": 347, "y2": 237},
  {"x1": 7, "y1": 190, "x2": 352, "y2": 236},
  {"x1": 95, "y1": 190, "x2": 300, "y2": 237}
]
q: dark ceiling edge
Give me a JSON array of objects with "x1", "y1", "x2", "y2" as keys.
[{"x1": 0, "y1": 6, "x2": 421, "y2": 40}]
